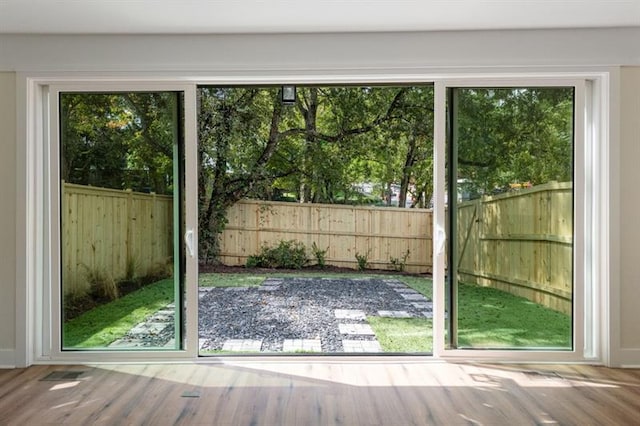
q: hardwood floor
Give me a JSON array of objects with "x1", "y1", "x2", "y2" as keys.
[{"x1": 1, "y1": 358, "x2": 639, "y2": 425}]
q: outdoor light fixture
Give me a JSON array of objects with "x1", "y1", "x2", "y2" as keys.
[{"x1": 281, "y1": 85, "x2": 296, "y2": 105}]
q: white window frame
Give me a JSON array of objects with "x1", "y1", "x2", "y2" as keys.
[
  {"x1": 432, "y1": 77, "x2": 598, "y2": 362},
  {"x1": 21, "y1": 80, "x2": 199, "y2": 363},
  {"x1": 15, "y1": 71, "x2": 610, "y2": 365}
]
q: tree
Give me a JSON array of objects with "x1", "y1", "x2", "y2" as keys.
[
  {"x1": 197, "y1": 87, "x2": 298, "y2": 262},
  {"x1": 60, "y1": 92, "x2": 178, "y2": 194},
  {"x1": 455, "y1": 87, "x2": 573, "y2": 196},
  {"x1": 196, "y1": 85, "x2": 429, "y2": 262}
]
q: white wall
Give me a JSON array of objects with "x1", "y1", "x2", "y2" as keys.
[
  {"x1": 0, "y1": 28, "x2": 639, "y2": 72},
  {"x1": 618, "y1": 66, "x2": 640, "y2": 366},
  {"x1": 0, "y1": 72, "x2": 16, "y2": 366},
  {"x1": 1, "y1": 29, "x2": 639, "y2": 367}
]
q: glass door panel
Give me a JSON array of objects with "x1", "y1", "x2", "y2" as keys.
[
  {"x1": 60, "y1": 91, "x2": 184, "y2": 350},
  {"x1": 448, "y1": 87, "x2": 574, "y2": 350},
  {"x1": 197, "y1": 85, "x2": 435, "y2": 355}
]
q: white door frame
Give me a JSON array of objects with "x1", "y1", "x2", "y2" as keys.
[{"x1": 15, "y1": 71, "x2": 610, "y2": 365}]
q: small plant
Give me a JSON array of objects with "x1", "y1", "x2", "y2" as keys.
[
  {"x1": 82, "y1": 265, "x2": 118, "y2": 301},
  {"x1": 311, "y1": 242, "x2": 329, "y2": 269},
  {"x1": 355, "y1": 250, "x2": 370, "y2": 271},
  {"x1": 390, "y1": 249, "x2": 411, "y2": 272},
  {"x1": 145, "y1": 257, "x2": 174, "y2": 282},
  {"x1": 246, "y1": 240, "x2": 309, "y2": 269},
  {"x1": 125, "y1": 255, "x2": 138, "y2": 282}
]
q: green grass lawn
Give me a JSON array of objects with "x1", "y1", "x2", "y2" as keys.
[
  {"x1": 199, "y1": 272, "x2": 570, "y2": 351},
  {"x1": 65, "y1": 271, "x2": 571, "y2": 352},
  {"x1": 456, "y1": 283, "x2": 572, "y2": 349},
  {"x1": 63, "y1": 278, "x2": 175, "y2": 348},
  {"x1": 368, "y1": 317, "x2": 433, "y2": 353}
]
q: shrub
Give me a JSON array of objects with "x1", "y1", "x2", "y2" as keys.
[
  {"x1": 311, "y1": 242, "x2": 329, "y2": 268},
  {"x1": 246, "y1": 240, "x2": 309, "y2": 269},
  {"x1": 82, "y1": 265, "x2": 118, "y2": 301},
  {"x1": 390, "y1": 249, "x2": 411, "y2": 272},
  {"x1": 125, "y1": 255, "x2": 138, "y2": 281},
  {"x1": 355, "y1": 250, "x2": 370, "y2": 271},
  {"x1": 145, "y1": 257, "x2": 174, "y2": 282}
]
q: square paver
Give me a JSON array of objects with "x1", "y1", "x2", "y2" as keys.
[
  {"x1": 282, "y1": 339, "x2": 322, "y2": 352},
  {"x1": 411, "y1": 302, "x2": 432, "y2": 310},
  {"x1": 222, "y1": 339, "x2": 263, "y2": 352},
  {"x1": 401, "y1": 293, "x2": 428, "y2": 301},
  {"x1": 334, "y1": 309, "x2": 367, "y2": 320},
  {"x1": 338, "y1": 323, "x2": 375, "y2": 335},
  {"x1": 342, "y1": 340, "x2": 382, "y2": 353},
  {"x1": 394, "y1": 288, "x2": 420, "y2": 294},
  {"x1": 377, "y1": 310, "x2": 413, "y2": 318}
]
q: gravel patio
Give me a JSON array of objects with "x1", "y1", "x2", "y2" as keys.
[{"x1": 197, "y1": 276, "x2": 433, "y2": 353}]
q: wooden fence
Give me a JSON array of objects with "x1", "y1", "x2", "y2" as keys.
[
  {"x1": 221, "y1": 182, "x2": 572, "y2": 313},
  {"x1": 62, "y1": 182, "x2": 173, "y2": 296},
  {"x1": 219, "y1": 199, "x2": 433, "y2": 273},
  {"x1": 62, "y1": 181, "x2": 572, "y2": 312},
  {"x1": 456, "y1": 181, "x2": 573, "y2": 314}
]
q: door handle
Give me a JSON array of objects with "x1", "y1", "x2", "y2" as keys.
[
  {"x1": 184, "y1": 228, "x2": 195, "y2": 258},
  {"x1": 435, "y1": 225, "x2": 446, "y2": 256}
]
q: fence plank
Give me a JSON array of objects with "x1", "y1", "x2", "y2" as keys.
[
  {"x1": 61, "y1": 183, "x2": 173, "y2": 296},
  {"x1": 456, "y1": 181, "x2": 573, "y2": 314},
  {"x1": 219, "y1": 200, "x2": 433, "y2": 273}
]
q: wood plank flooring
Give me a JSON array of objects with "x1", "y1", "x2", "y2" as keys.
[{"x1": 1, "y1": 359, "x2": 639, "y2": 425}]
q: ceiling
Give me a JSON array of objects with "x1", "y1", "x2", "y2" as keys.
[{"x1": 0, "y1": 0, "x2": 639, "y2": 34}]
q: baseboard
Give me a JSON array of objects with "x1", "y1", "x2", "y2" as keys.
[
  {"x1": 0, "y1": 349, "x2": 16, "y2": 369},
  {"x1": 612, "y1": 348, "x2": 640, "y2": 368}
]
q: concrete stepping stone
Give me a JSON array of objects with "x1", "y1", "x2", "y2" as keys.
[
  {"x1": 394, "y1": 288, "x2": 421, "y2": 294},
  {"x1": 334, "y1": 309, "x2": 367, "y2": 320},
  {"x1": 259, "y1": 285, "x2": 280, "y2": 291},
  {"x1": 411, "y1": 302, "x2": 432, "y2": 309},
  {"x1": 338, "y1": 323, "x2": 375, "y2": 335},
  {"x1": 222, "y1": 339, "x2": 263, "y2": 352},
  {"x1": 108, "y1": 339, "x2": 144, "y2": 348},
  {"x1": 401, "y1": 293, "x2": 428, "y2": 301},
  {"x1": 130, "y1": 322, "x2": 168, "y2": 335},
  {"x1": 282, "y1": 339, "x2": 322, "y2": 352},
  {"x1": 342, "y1": 340, "x2": 382, "y2": 353},
  {"x1": 377, "y1": 310, "x2": 413, "y2": 318}
]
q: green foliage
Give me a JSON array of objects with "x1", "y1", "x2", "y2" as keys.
[
  {"x1": 60, "y1": 92, "x2": 178, "y2": 194},
  {"x1": 146, "y1": 257, "x2": 174, "y2": 282},
  {"x1": 125, "y1": 255, "x2": 138, "y2": 281},
  {"x1": 82, "y1": 265, "x2": 118, "y2": 301},
  {"x1": 246, "y1": 240, "x2": 309, "y2": 269},
  {"x1": 311, "y1": 242, "x2": 329, "y2": 268},
  {"x1": 455, "y1": 88, "x2": 573, "y2": 196},
  {"x1": 355, "y1": 250, "x2": 370, "y2": 271},
  {"x1": 389, "y1": 249, "x2": 411, "y2": 272}
]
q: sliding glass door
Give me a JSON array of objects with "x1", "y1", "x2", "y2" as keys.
[
  {"x1": 446, "y1": 86, "x2": 575, "y2": 350},
  {"x1": 58, "y1": 91, "x2": 185, "y2": 350}
]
